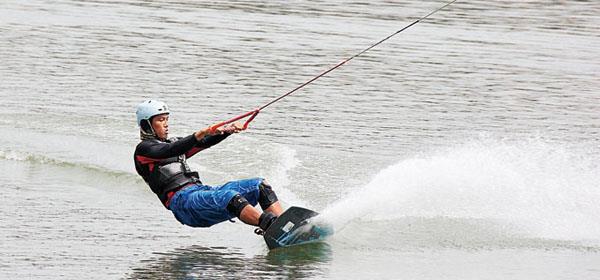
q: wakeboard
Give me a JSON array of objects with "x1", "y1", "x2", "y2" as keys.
[{"x1": 263, "y1": 206, "x2": 333, "y2": 250}]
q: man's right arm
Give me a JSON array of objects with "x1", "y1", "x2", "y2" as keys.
[
  {"x1": 137, "y1": 122, "x2": 244, "y2": 159},
  {"x1": 137, "y1": 135, "x2": 199, "y2": 159}
]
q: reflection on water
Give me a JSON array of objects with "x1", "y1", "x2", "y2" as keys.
[{"x1": 127, "y1": 243, "x2": 332, "y2": 279}]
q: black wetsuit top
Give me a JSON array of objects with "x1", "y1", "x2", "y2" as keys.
[{"x1": 134, "y1": 133, "x2": 230, "y2": 206}]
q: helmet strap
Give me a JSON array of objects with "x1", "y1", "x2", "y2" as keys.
[{"x1": 140, "y1": 119, "x2": 157, "y2": 140}]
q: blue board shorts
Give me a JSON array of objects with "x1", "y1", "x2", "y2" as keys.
[{"x1": 169, "y1": 177, "x2": 263, "y2": 227}]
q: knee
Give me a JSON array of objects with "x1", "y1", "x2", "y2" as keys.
[
  {"x1": 226, "y1": 194, "x2": 249, "y2": 218},
  {"x1": 258, "y1": 179, "x2": 278, "y2": 210}
]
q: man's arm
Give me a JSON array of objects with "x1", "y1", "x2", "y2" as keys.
[
  {"x1": 186, "y1": 122, "x2": 244, "y2": 158},
  {"x1": 138, "y1": 134, "x2": 199, "y2": 159},
  {"x1": 185, "y1": 122, "x2": 244, "y2": 158},
  {"x1": 197, "y1": 134, "x2": 230, "y2": 148},
  {"x1": 136, "y1": 122, "x2": 243, "y2": 162},
  {"x1": 185, "y1": 134, "x2": 230, "y2": 158}
]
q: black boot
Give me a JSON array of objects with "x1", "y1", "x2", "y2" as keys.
[{"x1": 255, "y1": 212, "x2": 277, "y2": 235}]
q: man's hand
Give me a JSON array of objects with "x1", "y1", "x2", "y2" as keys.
[
  {"x1": 195, "y1": 122, "x2": 244, "y2": 141},
  {"x1": 217, "y1": 122, "x2": 244, "y2": 134}
]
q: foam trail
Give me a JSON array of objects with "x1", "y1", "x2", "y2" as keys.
[
  {"x1": 321, "y1": 139, "x2": 600, "y2": 241},
  {"x1": 0, "y1": 125, "x2": 305, "y2": 206},
  {"x1": 0, "y1": 127, "x2": 134, "y2": 174}
]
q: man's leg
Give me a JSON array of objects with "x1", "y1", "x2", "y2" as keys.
[
  {"x1": 258, "y1": 180, "x2": 283, "y2": 216},
  {"x1": 228, "y1": 195, "x2": 278, "y2": 231},
  {"x1": 238, "y1": 204, "x2": 260, "y2": 225},
  {"x1": 221, "y1": 178, "x2": 282, "y2": 231},
  {"x1": 264, "y1": 201, "x2": 283, "y2": 216}
]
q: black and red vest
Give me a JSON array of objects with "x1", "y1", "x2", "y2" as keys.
[{"x1": 134, "y1": 134, "x2": 229, "y2": 207}]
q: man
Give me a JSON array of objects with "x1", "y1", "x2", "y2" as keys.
[{"x1": 133, "y1": 99, "x2": 282, "y2": 234}]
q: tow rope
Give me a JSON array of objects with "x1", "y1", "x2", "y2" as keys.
[{"x1": 209, "y1": 0, "x2": 457, "y2": 134}]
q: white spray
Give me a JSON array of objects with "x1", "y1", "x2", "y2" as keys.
[{"x1": 321, "y1": 139, "x2": 600, "y2": 241}]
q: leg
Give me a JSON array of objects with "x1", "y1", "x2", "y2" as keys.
[
  {"x1": 170, "y1": 179, "x2": 280, "y2": 228},
  {"x1": 220, "y1": 178, "x2": 282, "y2": 231},
  {"x1": 264, "y1": 201, "x2": 283, "y2": 216},
  {"x1": 238, "y1": 204, "x2": 261, "y2": 225},
  {"x1": 169, "y1": 185, "x2": 240, "y2": 228},
  {"x1": 227, "y1": 194, "x2": 278, "y2": 231},
  {"x1": 258, "y1": 180, "x2": 282, "y2": 216}
]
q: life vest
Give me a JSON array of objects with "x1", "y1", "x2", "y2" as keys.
[{"x1": 147, "y1": 153, "x2": 201, "y2": 207}]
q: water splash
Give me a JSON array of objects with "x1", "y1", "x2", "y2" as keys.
[
  {"x1": 245, "y1": 141, "x2": 304, "y2": 206},
  {"x1": 321, "y1": 138, "x2": 600, "y2": 241}
]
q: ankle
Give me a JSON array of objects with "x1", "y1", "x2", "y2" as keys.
[{"x1": 258, "y1": 212, "x2": 278, "y2": 231}]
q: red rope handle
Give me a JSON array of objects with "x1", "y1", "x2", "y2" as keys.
[{"x1": 208, "y1": 109, "x2": 260, "y2": 134}]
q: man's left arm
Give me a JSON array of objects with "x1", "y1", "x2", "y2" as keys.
[
  {"x1": 185, "y1": 133, "x2": 231, "y2": 158},
  {"x1": 185, "y1": 122, "x2": 243, "y2": 158}
]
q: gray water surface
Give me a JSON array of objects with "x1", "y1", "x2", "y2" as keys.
[{"x1": 1, "y1": 0, "x2": 599, "y2": 279}]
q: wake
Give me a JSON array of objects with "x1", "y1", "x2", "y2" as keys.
[{"x1": 321, "y1": 138, "x2": 600, "y2": 241}]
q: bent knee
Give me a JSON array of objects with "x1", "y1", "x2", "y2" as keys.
[
  {"x1": 258, "y1": 180, "x2": 278, "y2": 209},
  {"x1": 226, "y1": 194, "x2": 249, "y2": 217}
]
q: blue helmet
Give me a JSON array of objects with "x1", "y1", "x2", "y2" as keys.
[{"x1": 136, "y1": 100, "x2": 169, "y2": 127}]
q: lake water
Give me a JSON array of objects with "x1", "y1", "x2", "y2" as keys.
[{"x1": 1, "y1": 0, "x2": 599, "y2": 279}]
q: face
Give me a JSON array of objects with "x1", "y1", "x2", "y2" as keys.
[{"x1": 151, "y1": 113, "x2": 169, "y2": 140}]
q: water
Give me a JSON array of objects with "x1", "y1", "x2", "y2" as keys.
[{"x1": 1, "y1": 0, "x2": 599, "y2": 279}]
